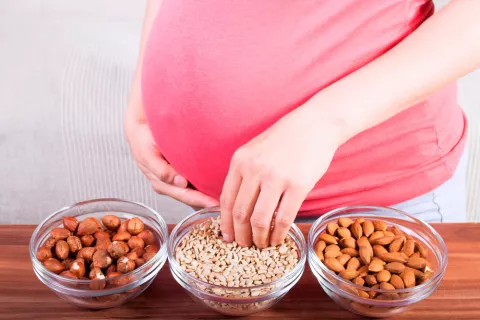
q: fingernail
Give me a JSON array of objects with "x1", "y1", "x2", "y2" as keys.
[
  {"x1": 223, "y1": 233, "x2": 233, "y2": 243},
  {"x1": 173, "y1": 175, "x2": 188, "y2": 188}
]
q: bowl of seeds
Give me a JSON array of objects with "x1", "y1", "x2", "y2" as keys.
[
  {"x1": 308, "y1": 206, "x2": 447, "y2": 318},
  {"x1": 168, "y1": 206, "x2": 306, "y2": 316}
]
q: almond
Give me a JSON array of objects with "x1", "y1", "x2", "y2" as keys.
[
  {"x1": 379, "y1": 282, "x2": 399, "y2": 299},
  {"x1": 50, "y1": 228, "x2": 71, "y2": 241},
  {"x1": 357, "y1": 290, "x2": 370, "y2": 299},
  {"x1": 406, "y1": 256, "x2": 427, "y2": 270},
  {"x1": 324, "y1": 250, "x2": 342, "y2": 259},
  {"x1": 402, "y1": 268, "x2": 416, "y2": 288},
  {"x1": 319, "y1": 233, "x2": 338, "y2": 245},
  {"x1": 383, "y1": 231, "x2": 396, "y2": 237},
  {"x1": 338, "y1": 270, "x2": 359, "y2": 280},
  {"x1": 401, "y1": 239, "x2": 415, "y2": 257},
  {"x1": 357, "y1": 236, "x2": 370, "y2": 247},
  {"x1": 351, "y1": 221, "x2": 363, "y2": 239},
  {"x1": 405, "y1": 266, "x2": 425, "y2": 279},
  {"x1": 346, "y1": 257, "x2": 360, "y2": 271},
  {"x1": 327, "y1": 223, "x2": 339, "y2": 235},
  {"x1": 362, "y1": 220, "x2": 374, "y2": 237},
  {"x1": 381, "y1": 252, "x2": 408, "y2": 263},
  {"x1": 390, "y1": 274, "x2": 405, "y2": 289},
  {"x1": 373, "y1": 245, "x2": 389, "y2": 258},
  {"x1": 357, "y1": 265, "x2": 369, "y2": 277},
  {"x1": 353, "y1": 276, "x2": 365, "y2": 286},
  {"x1": 372, "y1": 220, "x2": 387, "y2": 231},
  {"x1": 336, "y1": 227, "x2": 351, "y2": 239},
  {"x1": 62, "y1": 216, "x2": 79, "y2": 233},
  {"x1": 359, "y1": 245, "x2": 373, "y2": 265},
  {"x1": 372, "y1": 257, "x2": 386, "y2": 265},
  {"x1": 379, "y1": 282, "x2": 395, "y2": 290},
  {"x1": 376, "y1": 270, "x2": 391, "y2": 283},
  {"x1": 365, "y1": 275, "x2": 377, "y2": 286},
  {"x1": 369, "y1": 284, "x2": 380, "y2": 299},
  {"x1": 325, "y1": 257, "x2": 345, "y2": 273},
  {"x1": 411, "y1": 252, "x2": 421, "y2": 259},
  {"x1": 337, "y1": 254, "x2": 351, "y2": 266},
  {"x1": 385, "y1": 262, "x2": 406, "y2": 274},
  {"x1": 341, "y1": 248, "x2": 359, "y2": 257},
  {"x1": 339, "y1": 237, "x2": 356, "y2": 249},
  {"x1": 324, "y1": 244, "x2": 341, "y2": 253},
  {"x1": 389, "y1": 237, "x2": 405, "y2": 253},
  {"x1": 338, "y1": 217, "x2": 354, "y2": 228},
  {"x1": 368, "y1": 260, "x2": 384, "y2": 272},
  {"x1": 315, "y1": 240, "x2": 326, "y2": 260},
  {"x1": 391, "y1": 226, "x2": 404, "y2": 236},
  {"x1": 369, "y1": 231, "x2": 384, "y2": 243},
  {"x1": 371, "y1": 236, "x2": 396, "y2": 246},
  {"x1": 415, "y1": 242, "x2": 428, "y2": 258}
]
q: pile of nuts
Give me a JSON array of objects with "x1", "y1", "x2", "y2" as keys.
[
  {"x1": 315, "y1": 217, "x2": 434, "y2": 300},
  {"x1": 175, "y1": 217, "x2": 299, "y2": 314},
  {"x1": 36, "y1": 215, "x2": 158, "y2": 289}
]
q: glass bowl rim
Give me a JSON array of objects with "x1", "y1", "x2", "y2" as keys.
[
  {"x1": 29, "y1": 198, "x2": 169, "y2": 286},
  {"x1": 308, "y1": 205, "x2": 448, "y2": 295},
  {"x1": 168, "y1": 206, "x2": 307, "y2": 292}
]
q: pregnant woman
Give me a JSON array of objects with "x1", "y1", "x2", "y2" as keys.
[{"x1": 125, "y1": 0, "x2": 479, "y2": 248}]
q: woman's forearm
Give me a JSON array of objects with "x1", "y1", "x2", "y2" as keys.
[
  {"x1": 126, "y1": 0, "x2": 162, "y2": 124},
  {"x1": 303, "y1": 0, "x2": 480, "y2": 145}
]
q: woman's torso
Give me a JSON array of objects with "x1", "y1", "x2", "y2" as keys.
[{"x1": 142, "y1": 0, "x2": 466, "y2": 215}]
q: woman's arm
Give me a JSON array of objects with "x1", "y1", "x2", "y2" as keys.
[
  {"x1": 126, "y1": 0, "x2": 219, "y2": 208},
  {"x1": 220, "y1": 0, "x2": 480, "y2": 248},
  {"x1": 306, "y1": 0, "x2": 480, "y2": 145}
]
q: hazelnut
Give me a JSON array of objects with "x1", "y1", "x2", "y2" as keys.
[
  {"x1": 95, "y1": 238, "x2": 112, "y2": 250},
  {"x1": 105, "y1": 229, "x2": 115, "y2": 237},
  {"x1": 145, "y1": 244, "x2": 159, "y2": 254},
  {"x1": 138, "y1": 230, "x2": 155, "y2": 246},
  {"x1": 50, "y1": 228, "x2": 71, "y2": 241},
  {"x1": 55, "y1": 240, "x2": 70, "y2": 260},
  {"x1": 128, "y1": 236, "x2": 145, "y2": 250},
  {"x1": 142, "y1": 251, "x2": 156, "y2": 262},
  {"x1": 101, "y1": 215, "x2": 121, "y2": 230},
  {"x1": 92, "y1": 217, "x2": 104, "y2": 230},
  {"x1": 118, "y1": 219, "x2": 129, "y2": 233},
  {"x1": 112, "y1": 231, "x2": 131, "y2": 241},
  {"x1": 92, "y1": 249, "x2": 113, "y2": 268},
  {"x1": 126, "y1": 252, "x2": 139, "y2": 261},
  {"x1": 43, "y1": 258, "x2": 65, "y2": 274},
  {"x1": 117, "y1": 256, "x2": 135, "y2": 273},
  {"x1": 59, "y1": 270, "x2": 78, "y2": 279},
  {"x1": 89, "y1": 267, "x2": 104, "y2": 280},
  {"x1": 109, "y1": 241, "x2": 130, "y2": 260},
  {"x1": 77, "y1": 217, "x2": 102, "y2": 235},
  {"x1": 135, "y1": 258, "x2": 146, "y2": 268},
  {"x1": 70, "y1": 259, "x2": 86, "y2": 278},
  {"x1": 107, "y1": 272, "x2": 131, "y2": 287},
  {"x1": 62, "y1": 258, "x2": 75, "y2": 270},
  {"x1": 44, "y1": 237, "x2": 57, "y2": 250},
  {"x1": 94, "y1": 231, "x2": 111, "y2": 240},
  {"x1": 67, "y1": 236, "x2": 82, "y2": 253},
  {"x1": 127, "y1": 218, "x2": 144, "y2": 235},
  {"x1": 77, "y1": 247, "x2": 96, "y2": 261},
  {"x1": 132, "y1": 246, "x2": 145, "y2": 258},
  {"x1": 106, "y1": 264, "x2": 117, "y2": 276},
  {"x1": 36, "y1": 247, "x2": 52, "y2": 262},
  {"x1": 62, "y1": 216, "x2": 79, "y2": 233},
  {"x1": 89, "y1": 273, "x2": 106, "y2": 290}
]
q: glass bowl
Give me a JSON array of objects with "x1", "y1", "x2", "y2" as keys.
[
  {"x1": 29, "y1": 198, "x2": 169, "y2": 309},
  {"x1": 168, "y1": 206, "x2": 306, "y2": 316},
  {"x1": 308, "y1": 206, "x2": 447, "y2": 318}
]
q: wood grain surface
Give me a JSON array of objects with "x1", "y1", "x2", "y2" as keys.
[{"x1": 0, "y1": 223, "x2": 479, "y2": 319}]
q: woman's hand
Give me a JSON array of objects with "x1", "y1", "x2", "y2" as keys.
[
  {"x1": 220, "y1": 108, "x2": 342, "y2": 248},
  {"x1": 125, "y1": 114, "x2": 219, "y2": 208}
]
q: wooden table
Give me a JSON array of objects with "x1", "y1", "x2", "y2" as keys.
[{"x1": 1, "y1": 224, "x2": 479, "y2": 319}]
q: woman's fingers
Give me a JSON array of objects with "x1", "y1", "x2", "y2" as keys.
[
  {"x1": 151, "y1": 179, "x2": 219, "y2": 208},
  {"x1": 144, "y1": 149, "x2": 188, "y2": 187},
  {"x1": 270, "y1": 188, "x2": 306, "y2": 246},
  {"x1": 220, "y1": 169, "x2": 242, "y2": 243},
  {"x1": 231, "y1": 178, "x2": 261, "y2": 247},
  {"x1": 250, "y1": 184, "x2": 283, "y2": 248}
]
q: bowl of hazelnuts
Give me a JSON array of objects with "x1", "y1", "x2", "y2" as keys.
[{"x1": 29, "y1": 198, "x2": 168, "y2": 309}]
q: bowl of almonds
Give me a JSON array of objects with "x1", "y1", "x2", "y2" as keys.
[
  {"x1": 308, "y1": 206, "x2": 447, "y2": 318},
  {"x1": 29, "y1": 198, "x2": 168, "y2": 309},
  {"x1": 168, "y1": 207, "x2": 306, "y2": 316}
]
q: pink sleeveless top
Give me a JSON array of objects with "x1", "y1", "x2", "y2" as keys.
[{"x1": 142, "y1": 0, "x2": 466, "y2": 216}]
